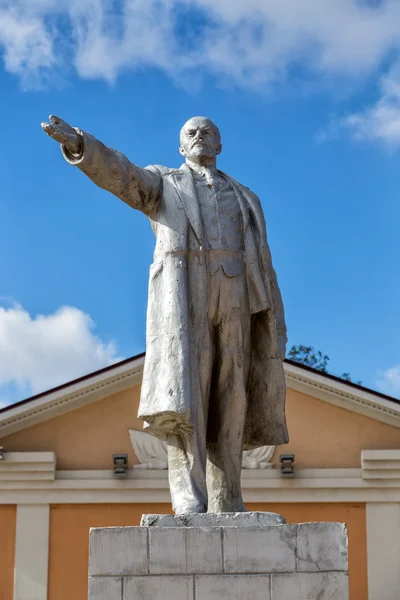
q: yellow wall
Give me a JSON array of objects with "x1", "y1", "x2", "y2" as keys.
[
  {"x1": 0, "y1": 387, "x2": 142, "y2": 470},
  {"x1": 0, "y1": 382, "x2": 395, "y2": 600},
  {"x1": 2, "y1": 385, "x2": 399, "y2": 471},
  {"x1": 273, "y1": 388, "x2": 400, "y2": 468},
  {"x1": 48, "y1": 503, "x2": 170, "y2": 600},
  {"x1": 0, "y1": 505, "x2": 16, "y2": 600},
  {"x1": 48, "y1": 502, "x2": 367, "y2": 600}
]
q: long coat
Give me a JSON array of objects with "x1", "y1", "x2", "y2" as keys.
[{"x1": 63, "y1": 131, "x2": 289, "y2": 450}]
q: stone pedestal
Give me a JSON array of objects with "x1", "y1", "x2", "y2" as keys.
[{"x1": 88, "y1": 513, "x2": 349, "y2": 600}]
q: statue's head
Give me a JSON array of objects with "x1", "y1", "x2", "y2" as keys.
[{"x1": 179, "y1": 116, "x2": 222, "y2": 165}]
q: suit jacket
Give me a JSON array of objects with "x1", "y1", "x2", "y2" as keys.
[{"x1": 62, "y1": 131, "x2": 289, "y2": 449}]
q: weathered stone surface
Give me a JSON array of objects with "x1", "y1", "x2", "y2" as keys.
[
  {"x1": 186, "y1": 527, "x2": 223, "y2": 574},
  {"x1": 271, "y1": 572, "x2": 349, "y2": 599},
  {"x1": 297, "y1": 522, "x2": 348, "y2": 573},
  {"x1": 149, "y1": 527, "x2": 186, "y2": 574},
  {"x1": 223, "y1": 525, "x2": 297, "y2": 573},
  {"x1": 88, "y1": 522, "x2": 349, "y2": 600},
  {"x1": 88, "y1": 576, "x2": 121, "y2": 600},
  {"x1": 140, "y1": 512, "x2": 285, "y2": 527},
  {"x1": 149, "y1": 526, "x2": 223, "y2": 574},
  {"x1": 195, "y1": 575, "x2": 271, "y2": 599},
  {"x1": 89, "y1": 527, "x2": 148, "y2": 576},
  {"x1": 124, "y1": 575, "x2": 193, "y2": 600},
  {"x1": 42, "y1": 113, "x2": 288, "y2": 515}
]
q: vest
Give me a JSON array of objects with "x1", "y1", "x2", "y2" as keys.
[{"x1": 193, "y1": 170, "x2": 245, "y2": 277}]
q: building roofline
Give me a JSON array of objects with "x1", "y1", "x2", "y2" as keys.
[
  {"x1": 284, "y1": 359, "x2": 399, "y2": 405},
  {"x1": 0, "y1": 353, "x2": 145, "y2": 415},
  {"x1": 0, "y1": 353, "x2": 397, "y2": 418}
]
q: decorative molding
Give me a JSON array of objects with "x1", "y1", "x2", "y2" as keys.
[
  {"x1": 0, "y1": 452, "x2": 56, "y2": 482},
  {"x1": 129, "y1": 429, "x2": 275, "y2": 470},
  {"x1": 129, "y1": 430, "x2": 168, "y2": 469},
  {"x1": 0, "y1": 357, "x2": 145, "y2": 438},
  {"x1": 284, "y1": 361, "x2": 400, "y2": 428},
  {"x1": 362, "y1": 449, "x2": 400, "y2": 482},
  {"x1": 1, "y1": 464, "x2": 400, "y2": 504},
  {"x1": 242, "y1": 446, "x2": 275, "y2": 469}
]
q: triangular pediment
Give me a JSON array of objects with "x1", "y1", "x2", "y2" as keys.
[{"x1": 0, "y1": 355, "x2": 399, "y2": 439}]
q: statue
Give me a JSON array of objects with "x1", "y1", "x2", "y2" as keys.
[{"x1": 41, "y1": 115, "x2": 289, "y2": 514}]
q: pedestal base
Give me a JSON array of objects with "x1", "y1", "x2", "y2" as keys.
[
  {"x1": 140, "y1": 511, "x2": 286, "y2": 527},
  {"x1": 88, "y1": 515, "x2": 349, "y2": 599}
]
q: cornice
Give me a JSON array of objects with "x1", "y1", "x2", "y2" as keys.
[
  {"x1": 284, "y1": 362, "x2": 400, "y2": 427},
  {"x1": 0, "y1": 357, "x2": 144, "y2": 438},
  {"x1": 362, "y1": 449, "x2": 400, "y2": 483},
  {"x1": 1, "y1": 464, "x2": 400, "y2": 504},
  {"x1": 0, "y1": 452, "x2": 56, "y2": 481}
]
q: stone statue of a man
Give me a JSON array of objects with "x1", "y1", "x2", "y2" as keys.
[{"x1": 41, "y1": 114, "x2": 289, "y2": 514}]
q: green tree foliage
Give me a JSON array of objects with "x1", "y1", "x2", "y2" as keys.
[
  {"x1": 340, "y1": 372, "x2": 351, "y2": 381},
  {"x1": 288, "y1": 345, "x2": 362, "y2": 384},
  {"x1": 287, "y1": 345, "x2": 329, "y2": 372}
]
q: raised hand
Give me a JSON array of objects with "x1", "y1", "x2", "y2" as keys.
[{"x1": 41, "y1": 115, "x2": 82, "y2": 155}]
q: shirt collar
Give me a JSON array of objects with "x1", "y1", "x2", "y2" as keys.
[{"x1": 187, "y1": 163, "x2": 219, "y2": 179}]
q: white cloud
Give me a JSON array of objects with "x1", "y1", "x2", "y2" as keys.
[
  {"x1": 0, "y1": 304, "x2": 122, "y2": 399},
  {"x1": 0, "y1": 6, "x2": 56, "y2": 87},
  {"x1": 376, "y1": 364, "x2": 400, "y2": 398},
  {"x1": 1, "y1": 0, "x2": 400, "y2": 89},
  {"x1": 4, "y1": 0, "x2": 400, "y2": 146},
  {"x1": 321, "y1": 63, "x2": 400, "y2": 147}
]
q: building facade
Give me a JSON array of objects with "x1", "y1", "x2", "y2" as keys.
[{"x1": 0, "y1": 356, "x2": 399, "y2": 600}]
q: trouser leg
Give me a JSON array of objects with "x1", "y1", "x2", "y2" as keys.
[
  {"x1": 167, "y1": 431, "x2": 207, "y2": 514},
  {"x1": 206, "y1": 272, "x2": 251, "y2": 513},
  {"x1": 166, "y1": 269, "x2": 217, "y2": 514},
  {"x1": 167, "y1": 342, "x2": 211, "y2": 513}
]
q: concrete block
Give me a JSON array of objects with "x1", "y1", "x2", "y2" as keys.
[
  {"x1": 141, "y1": 512, "x2": 285, "y2": 527},
  {"x1": 88, "y1": 522, "x2": 349, "y2": 600},
  {"x1": 149, "y1": 527, "x2": 223, "y2": 574},
  {"x1": 223, "y1": 525, "x2": 297, "y2": 573},
  {"x1": 88, "y1": 577, "x2": 121, "y2": 600},
  {"x1": 186, "y1": 527, "x2": 223, "y2": 573},
  {"x1": 89, "y1": 527, "x2": 148, "y2": 576},
  {"x1": 195, "y1": 575, "x2": 271, "y2": 599},
  {"x1": 271, "y1": 572, "x2": 349, "y2": 599},
  {"x1": 297, "y1": 523, "x2": 348, "y2": 572},
  {"x1": 149, "y1": 527, "x2": 186, "y2": 574},
  {"x1": 124, "y1": 575, "x2": 193, "y2": 600}
]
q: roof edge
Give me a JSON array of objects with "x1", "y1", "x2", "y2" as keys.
[
  {"x1": 284, "y1": 359, "x2": 399, "y2": 405},
  {"x1": 0, "y1": 353, "x2": 145, "y2": 416},
  {"x1": 0, "y1": 353, "x2": 398, "y2": 418},
  {"x1": 0, "y1": 354, "x2": 398, "y2": 435}
]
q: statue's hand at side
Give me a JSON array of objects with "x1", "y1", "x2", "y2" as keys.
[{"x1": 41, "y1": 115, "x2": 82, "y2": 155}]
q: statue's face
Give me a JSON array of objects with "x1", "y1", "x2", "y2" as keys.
[{"x1": 179, "y1": 117, "x2": 222, "y2": 163}]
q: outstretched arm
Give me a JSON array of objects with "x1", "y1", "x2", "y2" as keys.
[{"x1": 41, "y1": 115, "x2": 161, "y2": 216}]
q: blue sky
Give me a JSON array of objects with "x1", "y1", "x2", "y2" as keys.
[{"x1": 1, "y1": 0, "x2": 400, "y2": 406}]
